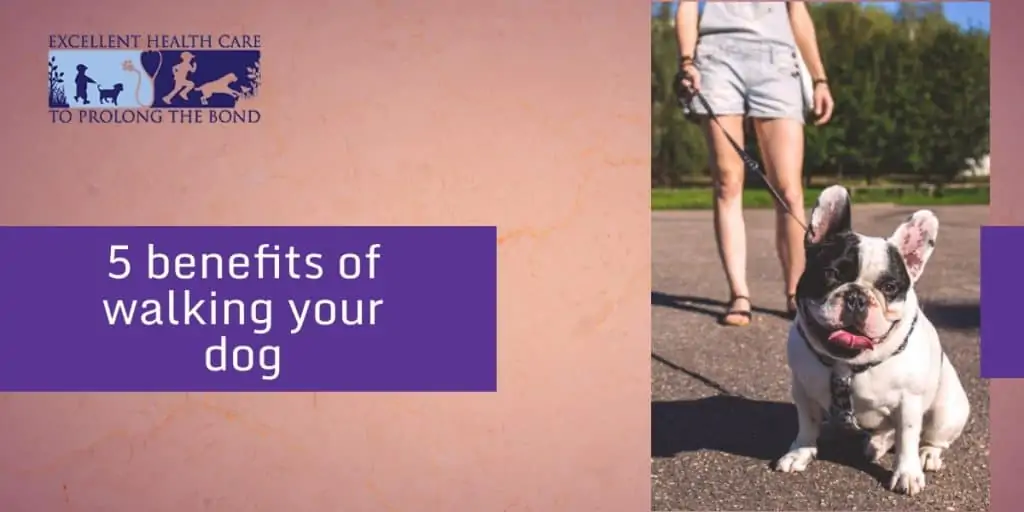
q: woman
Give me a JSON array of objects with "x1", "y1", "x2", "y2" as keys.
[{"x1": 676, "y1": 1, "x2": 834, "y2": 326}]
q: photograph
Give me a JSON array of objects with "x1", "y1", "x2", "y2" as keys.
[{"x1": 650, "y1": 2, "x2": 990, "y2": 510}]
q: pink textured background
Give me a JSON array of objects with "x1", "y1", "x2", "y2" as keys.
[
  {"x1": 990, "y1": 1, "x2": 1021, "y2": 511},
  {"x1": 0, "y1": 0, "x2": 650, "y2": 510}
]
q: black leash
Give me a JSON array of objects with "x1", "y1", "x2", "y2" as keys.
[
  {"x1": 675, "y1": 71, "x2": 809, "y2": 232},
  {"x1": 675, "y1": 74, "x2": 950, "y2": 434}
]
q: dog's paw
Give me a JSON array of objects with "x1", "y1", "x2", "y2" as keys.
[
  {"x1": 889, "y1": 463, "x2": 927, "y2": 495},
  {"x1": 864, "y1": 431, "x2": 895, "y2": 462},
  {"x1": 920, "y1": 446, "x2": 944, "y2": 472},
  {"x1": 775, "y1": 447, "x2": 817, "y2": 473}
]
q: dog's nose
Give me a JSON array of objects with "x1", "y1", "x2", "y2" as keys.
[{"x1": 844, "y1": 289, "x2": 868, "y2": 313}]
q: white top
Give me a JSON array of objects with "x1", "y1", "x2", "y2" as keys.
[{"x1": 698, "y1": 2, "x2": 797, "y2": 48}]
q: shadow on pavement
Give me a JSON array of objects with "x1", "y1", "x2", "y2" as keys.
[
  {"x1": 651, "y1": 353, "x2": 735, "y2": 396},
  {"x1": 652, "y1": 291, "x2": 789, "y2": 320},
  {"x1": 652, "y1": 352, "x2": 895, "y2": 485},
  {"x1": 921, "y1": 301, "x2": 980, "y2": 330},
  {"x1": 651, "y1": 395, "x2": 892, "y2": 484},
  {"x1": 652, "y1": 395, "x2": 794, "y2": 461}
]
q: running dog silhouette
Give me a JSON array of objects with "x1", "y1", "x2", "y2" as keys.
[
  {"x1": 98, "y1": 83, "x2": 124, "y2": 106},
  {"x1": 195, "y1": 72, "x2": 240, "y2": 105}
]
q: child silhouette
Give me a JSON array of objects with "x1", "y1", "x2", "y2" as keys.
[
  {"x1": 163, "y1": 51, "x2": 197, "y2": 104},
  {"x1": 74, "y1": 64, "x2": 96, "y2": 105}
]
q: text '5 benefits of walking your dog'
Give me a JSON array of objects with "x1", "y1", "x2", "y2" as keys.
[{"x1": 102, "y1": 243, "x2": 385, "y2": 382}]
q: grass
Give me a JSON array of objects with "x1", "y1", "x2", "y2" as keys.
[
  {"x1": 652, "y1": 186, "x2": 989, "y2": 210},
  {"x1": 48, "y1": 57, "x2": 69, "y2": 108}
]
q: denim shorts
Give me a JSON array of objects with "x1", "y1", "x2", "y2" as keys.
[{"x1": 685, "y1": 38, "x2": 807, "y2": 123}]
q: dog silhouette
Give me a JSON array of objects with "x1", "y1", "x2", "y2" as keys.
[
  {"x1": 98, "y1": 83, "x2": 124, "y2": 106},
  {"x1": 196, "y1": 73, "x2": 240, "y2": 105}
]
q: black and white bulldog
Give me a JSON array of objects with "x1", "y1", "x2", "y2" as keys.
[{"x1": 775, "y1": 185, "x2": 970, "y2": 496}]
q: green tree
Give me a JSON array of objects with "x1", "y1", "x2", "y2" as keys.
[
  {"x1": 650, "y1": 2, "x2": 990, "y2": 186},
  {"x1": 651, "y1": 2, "x2": 709, "y2": 186}
]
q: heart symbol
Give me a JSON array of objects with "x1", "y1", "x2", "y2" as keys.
[{"x1": 140, "y1": 51, "x2": 163, "y2": 79}]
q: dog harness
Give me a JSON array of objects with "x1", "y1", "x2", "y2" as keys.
[{"x1": 796, "y1": 311, "x2": 919, "y2": 431}]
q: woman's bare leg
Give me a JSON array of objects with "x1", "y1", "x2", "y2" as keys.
[
  {"x1": 753, "y1": 117, "x2": 807, "y2": 313},
  {"x1": 703, "y1": 115, "x2": 751, "y2": 324}
]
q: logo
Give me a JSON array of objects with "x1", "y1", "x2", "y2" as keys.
[{"x1": 48, "y1": 34, "x2": 262, "y2": 124}]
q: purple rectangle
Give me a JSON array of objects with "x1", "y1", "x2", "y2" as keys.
[
  {"x1": 0, "y1": 227, "x2": 497, "y2": 391},
  {"x1": 981, "y1": 226, "x2": 1019, "y2": 378}
]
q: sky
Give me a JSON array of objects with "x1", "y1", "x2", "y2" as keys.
[
  {"x1": 652, "y1": 2, "x2": 991, "y2": 32},
  {"x1": 874, "y1": 1, "x2": 989, "y2": 31}
]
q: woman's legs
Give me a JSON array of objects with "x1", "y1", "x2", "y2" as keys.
[
  {"x1": 703, "y1": 115, "x2": 752, "y2": 323},
  {"x1": 752, "y1": 117, "x2": 807, "y2": 311}
]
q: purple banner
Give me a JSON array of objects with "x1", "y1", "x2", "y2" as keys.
[
  {"x1": 981, "y1": 226, "x2": 1019, "y2": 378},
  {"x1": 0, "y1": 227, "x2": 497, "y2": 391}
]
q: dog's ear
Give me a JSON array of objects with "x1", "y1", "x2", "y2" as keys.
[
  {"x1": 888, "y1": 210, "x2": 939, "y2": 283},
  {"x1": 806, "y1": 185, "x2": 852, "y2": 245}
]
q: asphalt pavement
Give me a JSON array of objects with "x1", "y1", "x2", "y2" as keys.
[{"x1": 651, "y1": 205, "x2": 989, "y2": 512}]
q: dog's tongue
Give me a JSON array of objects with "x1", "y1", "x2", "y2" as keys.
[{"x1": 828, "y1": 329, "x2": 874, "y2": 350}]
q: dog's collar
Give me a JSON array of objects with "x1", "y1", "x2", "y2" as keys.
[{"x1": 797, "y1": 310, "x2": 919, "y2": 375}]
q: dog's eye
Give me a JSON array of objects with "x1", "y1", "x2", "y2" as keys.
[{"x1": 880, "y1": 281, "x2": 898, "y2": 296}]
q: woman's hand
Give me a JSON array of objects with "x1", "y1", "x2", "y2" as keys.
[
  {"x1": 813, "y1": 82, "x2": 834, "y2": 125},
  {"x1": 680, "y1": 62, "x2": 701, "y2": 96}
]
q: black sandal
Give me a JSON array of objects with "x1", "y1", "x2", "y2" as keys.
[{"x1": 720, "y1": 295, "x2": 752, "y2": 326}]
